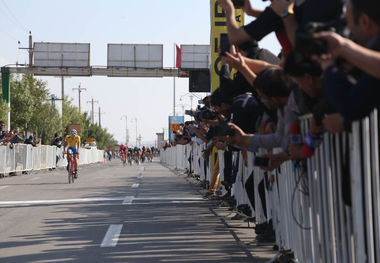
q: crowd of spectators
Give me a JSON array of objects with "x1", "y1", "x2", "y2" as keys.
[
  {"x1": 170, "y1": 0, "x2": 380, "y2": 254},
  {"x1": 0, "y1": 120, "x2": 43, "y2": 148}
]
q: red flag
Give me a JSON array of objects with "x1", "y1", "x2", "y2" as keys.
[{"x1": 176, "y1": 45, "x2": 181, "y2": 68}]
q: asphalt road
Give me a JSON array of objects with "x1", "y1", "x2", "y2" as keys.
[{"x1": 0, "y1": 159, "x2": 274, "y2": 263}]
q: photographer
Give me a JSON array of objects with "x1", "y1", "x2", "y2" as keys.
[
  {"x1": 313, "y1": 0, "x2": 380, "y2": 127},
  {"x1": 314, "y1": 31, "x2": 380, "y2": 80},
  {"x1": 220, "y1": 68, "x2": 300, "y2": 170},
  {"x1": 284, "y1": 52, "x2": 337, "y2": 158},
  {"x1": 312, "y1": 1, "x2": 380, "y2": 132},
  {"x1": 217, "y1": 0, "x2": 293, "y2": 55},
  {"x1": 221, "y1": 40, "x2": 280, "y2": 89}
]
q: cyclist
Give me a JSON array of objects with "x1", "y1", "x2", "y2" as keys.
[
  {"x1": 133, "y1": 146, "x2": 140, "y2": 163},
  {"x1": 119, "y1": 144, "x2": 128, "y2": 163},
  {"x1": 146, "y1": 147, "x2": 152, "y2": 162},
  {"x1": 63, "y1": 129, "x2": 80, "y2": 178},
  {"x1": 127, "y1": 147, "x2": 133, "y2": 164},
  {"x1": 141, "y1": 146, "x2": 146, "y2": 163}
]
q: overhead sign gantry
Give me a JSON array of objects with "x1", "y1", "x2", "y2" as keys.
[{"x1": 1, "y1": 39, "x2": 210, "y2": 130}]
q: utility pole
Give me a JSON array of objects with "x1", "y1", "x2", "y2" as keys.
[
  {"x1": 173, "y1": 43, "x2": 176, "y2": 117},
  {"x1": 28, "y1": 31, "x2": 33, "y2": 67},
  {"x1": 87, "y1": 98, "x2": 99, "y2": 125},
  {"x1": 61, "y1": 77, "x2": 64, "y2": 102},
  {"x1": 72, "y1": 83, "x2": 86, "y2": 113},
  {"x1": 96, "y1": 107, "x2": 105, "y2": 127}
]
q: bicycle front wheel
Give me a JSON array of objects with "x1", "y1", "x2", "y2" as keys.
[{"x1": 68, "y1": 159, "x2": 72, "y2": 184}]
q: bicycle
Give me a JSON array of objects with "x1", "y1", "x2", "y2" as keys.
[
  {"x1": 121, "y1": 152, "x2": 127, "y2": 166},
  {"x1": 66, "y1": 149, "x2": 76, "y2": 184},
  {"x1": 127, "y1": 154, "x2": 133, "y2": 165}
]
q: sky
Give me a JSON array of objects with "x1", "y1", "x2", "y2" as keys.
[{"x1": 0, "y1": 0, "x2": 280, "y2": 145}]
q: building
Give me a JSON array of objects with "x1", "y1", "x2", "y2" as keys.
[{"x1": 156, "y1": 132, "x2": 166, "y2": 149}]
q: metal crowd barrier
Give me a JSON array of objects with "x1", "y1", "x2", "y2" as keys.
[
  {"x1": 160, "y1": 109, "x2": 379, "y2": 263},
  {"x1": 0, "y1": 144, "x2": 105, "y2": 174}
]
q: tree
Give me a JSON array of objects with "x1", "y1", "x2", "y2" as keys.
[
  {"x1": 3, "y1": 73, "x2": 117, "y2": 148},
  {"x1": 10, "y1": 74, "x2": 61, "y2": 143},
  {"x1": 0, "y1": 97, "x2": 8, "y2": 123}
]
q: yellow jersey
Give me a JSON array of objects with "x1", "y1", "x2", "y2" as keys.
[{"x1": 65, "y1": 135, "x2": 80, "y2": 148}]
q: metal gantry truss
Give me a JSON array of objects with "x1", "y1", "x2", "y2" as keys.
[{"x1": 6, "y1": 66, "x2": 189, "y2": 78}]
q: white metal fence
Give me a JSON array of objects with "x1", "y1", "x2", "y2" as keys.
[
  {"x1": 0, "y1": 144, "x2": 104, "y2": 174},
  {"x1": 160, "y1": 109, "x2": 379, "y2": 263}
]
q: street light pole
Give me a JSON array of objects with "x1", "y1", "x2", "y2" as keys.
[
  {"x1": 121, "y1": 115, "x2": 129, "y2": 145},
  {"x1": 131, "y1": 118, "x2": 138, "y2": 147},
  {"x1": 135, "y1": 118, "x2": 137, "y2": 147}
]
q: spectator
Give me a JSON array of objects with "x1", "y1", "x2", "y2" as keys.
[
  {"x1": 314, "y1": 31, "x2": 380, "y2": 79},
  {"x1": 51, "y1": 133, "x2": 63, "y2": 148},
  {"x1": 0, "y1": 121, "x2": 6, "y2": 141},
  {"x1": 221, "y1": 68, "x2": 300, "y2": 169},
  {"x1": 315, "y1": 0, "x2": 380, "y2": 128},
  {"x1": 24, "y1": 135, "x2": 39, "y2": 147},
  {"x1": 217, "y1": 0, "x2": 292, "y2": 54},
  {"x1": 10, "y1": 127, "x2": 24, "y2": 144}
]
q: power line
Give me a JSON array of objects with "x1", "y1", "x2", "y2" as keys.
[
  {"x1": 0, "y1": 0, "x2": 29, "y2": 32},
  {"x1": 0, "y1": 27, "x2": 18, "y2": 41}
]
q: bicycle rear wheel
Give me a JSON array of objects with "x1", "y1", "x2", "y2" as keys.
[{"x1": 68, "y1": 159, "x2": 72, "y2": 184}]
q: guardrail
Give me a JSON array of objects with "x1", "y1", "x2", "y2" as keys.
[
  {"x1": 0, "y1": 144, "x2": 104, "y2": 174},
  {"x1": 160, "y1": 109, "x2": 379, "y2": 263}
]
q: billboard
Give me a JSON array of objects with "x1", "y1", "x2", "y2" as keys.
[
  {"x1": 33, "y1": 42, "x2": 90, "y2": 68},
  {"x1": 180, "y1": 45, "x2": 210, "y2": 69},
  {"x1": 107, "y1": 44, "x2": 163, "y2": 68},
  {"x1": 168, "y1": 116, "x2": 184, "y2": 143}
]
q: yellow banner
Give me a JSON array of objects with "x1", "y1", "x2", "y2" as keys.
[{"x1": 210, "y1": 0, "x2": 244, "y2": 93}]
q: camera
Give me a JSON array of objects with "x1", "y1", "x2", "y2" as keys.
[
  {"x1": 186, "y1": 106, "x2": 217, "y2": 123},
  {"x1": 214, "y1": 123, "x2": 235, "y2": 137},
  {"x1": 232, "y1": 0, "x2": 244, "y2": 8},
  {"x1": 295, "y1": 17, "x2": 348, "y2": 57},
  {"x1": 254, "y1": 156, "x2": 271, "y2": 167},
  {"x1": 174, "y1": 133, "x2": 191, "y2": 144},
  {"x1": 183, "y1": 126, "x2": 195, "y2": 137}
]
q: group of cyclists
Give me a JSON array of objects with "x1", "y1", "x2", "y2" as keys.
[
  {"x1": 119, "y1": 144, "x2": 157, "y2": 165},
  {"x1": 60, "y1": 128, "x2": 158, "y2": 181}
]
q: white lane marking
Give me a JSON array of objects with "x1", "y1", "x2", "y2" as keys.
[
  {"x1": 122, "y1": 196, "x2": 134, "y2": 205},
  {"x1": 0, "y1": 197, "x2": 125, "y2": 205},
  {"x1": 0, "y1": 196, "x2": 205, "y2": 206},
  {"x1": 131, "y1": 183, "x2": 139, "y2": 188},
  {"x1": 139, "y1": 166, "x2": 145, "y2": 172},
  {"x1": 0, "y1": 186, "x2": 9, "y2": 190},
  {"x1": 30, "y1": 177, "x2": 40, "y2": 181},
  {"x1": 137, "y1": 173, "x2": 143, "y2": 179},
  {"x1": 100, "y1": 224, "x2": 123, "y2": 248},
  {"x1": 133, "y1": 197, "x2": 204, "y2": 201}
]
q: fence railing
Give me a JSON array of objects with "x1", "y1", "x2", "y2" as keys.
[
  {"x1": 160, "y1": 109, "x2": 379, "y2": 263},
  {"x1": 0, "y1": 144, "x2": 104, "y2": 174}
]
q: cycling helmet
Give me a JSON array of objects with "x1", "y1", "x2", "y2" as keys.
[{"x1": 70, "y1": 129, "x2": 77, "y2": 135}]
